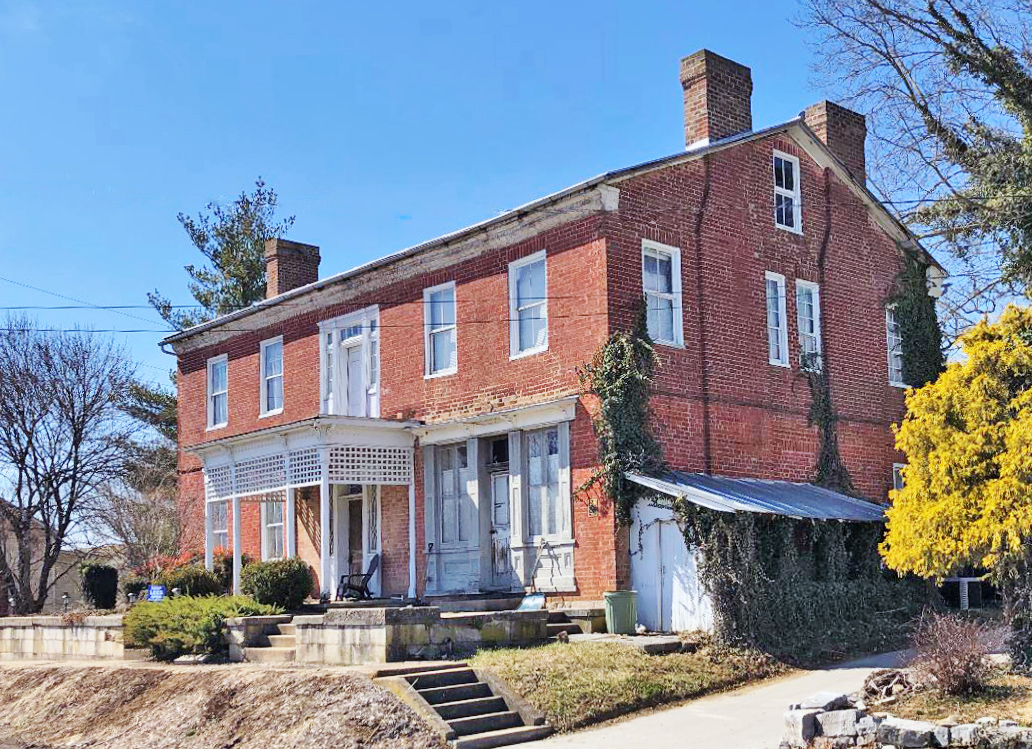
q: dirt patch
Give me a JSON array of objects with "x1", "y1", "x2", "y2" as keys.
[{"x1": 0, "y1": 663, "x2": 445, "y2": 749}]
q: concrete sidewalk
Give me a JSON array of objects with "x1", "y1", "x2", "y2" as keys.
[{"x1": 530, "y1": 650, "x2": 908, "y2": 749}]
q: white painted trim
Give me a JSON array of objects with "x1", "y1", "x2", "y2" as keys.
[
  {"x1": 259, "y1": 336, "x2": 284, "y2": 418},
  {"x1": 772, "y1": 150, "x2": 803, "y2": 234},
  {"x1": 892, "y1": 463, "x2": 907, "y2": 493},
  {"x1": 765, "y1": 272, "x2": 790, "y2": 367},
  {"x1": 508, "y1": 250, "x2": 549, "y2": 359},
  {"x1": 423, "y1": 281, "x2": 458, "y2": 377},
  {"x1": 318, "y1": 306, "x2": 380, "y2": 417},
  {"x1": 206, "y1": 354, "x2": 229, "y2": 430},
  {"x1": 795, "y1": 279, "x2": 822, "y2": 370},
  {"x1": 886, "y1": 304, "x2": 908, "y2": 388},
  {"x1": 413, "y1": 397, "x2": 578, "y2": 445},
  {"x1": 641, "y1": 239, "x2": 684, "y2": 347}
]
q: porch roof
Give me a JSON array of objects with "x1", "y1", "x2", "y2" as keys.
[{"x1": 626, "y1": 471, "x2": 886, "y2": 522}]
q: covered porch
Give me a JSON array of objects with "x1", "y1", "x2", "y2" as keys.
[{"x1": 191, "y1": 416, "x2": 418, "y2": 598}]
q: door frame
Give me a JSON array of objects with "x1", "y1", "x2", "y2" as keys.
[
  {"x1": 488, "y1": 470, "x2": 515, "y2": 591},
  {"x1": 330, "y1": 485, "x2": 382, "y2": 597}
]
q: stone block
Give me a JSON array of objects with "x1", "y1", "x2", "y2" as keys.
[
  {"x1": 813, "y1": 737, "x2": 856, "y2": 749},
  {"x1": 784, "y1": 709, "x2": 821, "y2": 747},
  {"x1": 817, "y1": 709, "x2": 860, "y2": 737},
  {"x1": 795, "y1": 692, "x2": 851, "y2": 711},
  {"x1": 856, "y1": 715, "x2": 881, "y2": 738},
  {"x1": 931, "y1": 725, "x2": 949, "y2": 747},
  {"x1": 878, "y1": 717, "x2": 936, "y2": 747}
]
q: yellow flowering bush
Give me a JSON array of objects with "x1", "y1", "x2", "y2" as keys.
[{"x1": 883, "y1": 305, "x2": 1032, "y2": 578}]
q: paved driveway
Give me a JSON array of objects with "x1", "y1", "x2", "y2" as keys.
[{"x1": 529, "y1": 651, "x2": 907, "y2": 749}]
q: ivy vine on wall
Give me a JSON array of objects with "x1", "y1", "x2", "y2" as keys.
[{"x1": 889, "y1": 251, "x2": 946, "y2": 389}]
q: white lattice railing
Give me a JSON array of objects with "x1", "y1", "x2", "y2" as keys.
[{"x1": 203, "y1": 445, "x2": 414, "y2": 501}]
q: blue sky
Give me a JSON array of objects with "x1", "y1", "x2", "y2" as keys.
[{"x1": 0, "y1": 0, "x2": 826, "y2": 383}]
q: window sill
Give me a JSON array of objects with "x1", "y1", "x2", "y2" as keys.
[
  {"x1": 768, "y1": 360, "x2": 791, "y2": 368},
  {"x1": 206, "y1": 423, "x2": 228, "y2": 433},
  {"x1": 510, "y1": 345, "x2": 548, "y2": 362},
  {"x1": 654, "y1": 339, "x2": 685, "y2": 350},
  {"x1": 889, "y1": 381, "x2": 911, "y2": 389},
  {"x1": 259, "y1": 408, "x2": 284, "y2": 419},
  {"x1": 775, "y1": 223, "x2": 804, "y2": 236},
  {"x1": 424, "y1": 368, "x2": 458, "y2": 380}
]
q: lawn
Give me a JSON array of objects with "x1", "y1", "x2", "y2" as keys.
[
  {"x1": 469, "y1": 638, "x2": 788, "y2": 732},
  {"x1": 892, "y1": 672, "x2": 1032, "y2": 725}
]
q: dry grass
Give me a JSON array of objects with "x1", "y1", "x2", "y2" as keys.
[
  {"x1": 470, "y1": 638, "x2": 788, "y2": 732},
  {"x1": 893, "y1": 671, "x2": 1032, "y2": 725},
  {"x1": 0, "y1": 663, "x2": 445, "y2": 749}
]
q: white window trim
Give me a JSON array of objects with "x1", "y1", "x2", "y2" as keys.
[
  {"x1": 206, "y1": 354, "x2": 229, "y2": 430},
  {"x1": 795, "y1": 279, "x2": 822, "y2": 371},
  {"x1": 892, "y1": 463, "x2": 907, "y2": 493},
  {"x1": 260, "y1": 501, "x2": 285, "y2": 561},
  {"x1": 773, "y1": 150, "x2": 803, "y2": 234},
  {"x1": 765, "y1": 272, "x2": 790, "y2": 367},
  {"x1": 423, "y1": 281, "x2": 458, "y2": 378},
  {"x1": 886, "y1": 304, "x2": 908, "y2": 388},
  {"x1": 318, "y1": 305, "x2": 380, "y2": 417},
  {"x1": 641, "y1": 239, "x2": 684, "y2": 347},
  {"x1": 259, "y1": 336, "x2": 284, "y2": 418},
  {"x1": 508, "y1": 250, "x2": 549, "y2": 360}
]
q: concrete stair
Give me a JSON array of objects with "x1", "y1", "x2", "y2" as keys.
[
  {"x1": 546, "y1": 610, "x2": 583, "y2": 638},
  {"x1": 399, "y1": 665, "x2": 552, "y2": 748},
  {"x1": 243, "y1": 620, "x2": 296, "y2": 663}
]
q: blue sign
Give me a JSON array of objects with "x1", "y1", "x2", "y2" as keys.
[{"x1": 146, "y1": 584, "x2": 167, "y2": 603}]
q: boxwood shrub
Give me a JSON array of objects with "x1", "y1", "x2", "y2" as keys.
[
  {"x1": 240, "y1": 558, "x2": 314, "y2": 610},
  {"x1": 158, "y1": 564, "x2": 223, "y2": 597},
  {"x1": 123, "y1": 595, "x2": 279, "y2": 661}
]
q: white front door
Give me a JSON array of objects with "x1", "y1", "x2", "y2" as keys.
[
  {"x1": 345, "y1": 344, "x2": 363, "y2": 417},
  {"x1": 490, "y1": 472, "x2": 515, "y2": 590},
  {"x1": 331, "y1": 486, "x2": 381, "y2": 598}
]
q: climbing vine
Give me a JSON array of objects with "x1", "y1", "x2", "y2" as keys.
[
  {"x1": 578, "y1": 303, "x2": 666, "y2": 525},
  {"x1": 889, "y1": 251, "x2": 946, "y2": 388},
  {"x1": 804, "y1": 360, "x2": 857, "y2": 496}
]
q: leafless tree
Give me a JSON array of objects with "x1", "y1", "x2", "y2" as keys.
[
  {"x1": 0, "y1": 316, "x2": 135, "y2": 613},
  {"x1": 801, "y1": 0, "x2": 1032, "y2": 342}
]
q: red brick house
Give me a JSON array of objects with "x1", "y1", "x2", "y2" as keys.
[{"x1": 164, "y1": 50, "x2": 941, "y2": 608}]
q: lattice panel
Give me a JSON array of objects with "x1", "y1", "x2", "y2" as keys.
[
  {"x1": 328, "y1": 446, "x2": 412, "y2": 485},
  {"x1": 205, "y1": 465, "x2": 233, "y2": 501},
  {"x1": 288, "y1": 448, "x2": 321, "y2": 486},
  {"x1": 234, "y1": 453, "x2": 286, "y2": 497}
]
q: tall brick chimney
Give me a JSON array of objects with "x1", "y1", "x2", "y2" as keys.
[
  {"x1": 803, "y1": 101, "x2": 867, "y2": 182},
  {"x1": 264, "y1": 238, "x2": 320, "y2": 299},
  {"x1": 680, "y1": 49, "x2": 753, "y2": 150}
]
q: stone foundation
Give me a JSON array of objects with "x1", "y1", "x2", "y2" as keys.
[{"x1": 0, "y1": 615, "x2": 125, "y2": 661}]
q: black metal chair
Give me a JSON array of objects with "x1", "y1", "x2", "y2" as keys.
[{"x1": 335, "y1": 554, "x2": 380, "y2": 601}]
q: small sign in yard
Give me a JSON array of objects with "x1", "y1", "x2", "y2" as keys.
[{"x1": 146, "y1": 585, "x2": 167, "y2": 603}]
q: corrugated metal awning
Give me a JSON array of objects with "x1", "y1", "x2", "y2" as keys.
[{"x1": 626, "y1": 471, "x2": 885, "y2": 522}]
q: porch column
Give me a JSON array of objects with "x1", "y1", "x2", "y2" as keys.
[
  {"x1": 204, "y1": 499, "x2": 214, "y2": 571},
  {"x1": 286, "y1": 487, "x2": 297, "y2": 558},
  {"x1": 231, "y1": 495, "x2": 242, "y2": 595},
  {"x1": 407, "y1": 480, "x2": 417, "y2": 600},
  {"x1": 319, "y1": 448, "x2": 331, "y2": 597}
]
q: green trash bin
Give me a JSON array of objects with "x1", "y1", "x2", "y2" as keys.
[{"x1": 604, "y1": 590, "x2": 637, "y2": 635}]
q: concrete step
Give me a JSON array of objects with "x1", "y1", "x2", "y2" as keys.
[
  {"x1": 448, "y1": 711, "x2": 523, "y2": 737},
  {"x1": 406, "y1": 667, "x2": 479, "y2": 690},
  {"x1": 546, "y1": 610, "x2": 571, "y2": 624},
  {"x1": 434, "y1": 695, "x2": 508, "y2": 721},
  {"x1": 274, "y1": 623, "x2": 296, "y2": 636},
  {"x1": 267, "y1": 634, "x2": 296, "y2": 648},
  {"x1": 243, "y1": 646, "x2": 295, "y2": 663},
  {"x1": 452, "y1": 725, "x2": 554, "y2": 749},
  {"x1": 546, "y1": 622, "x2": 583, "y2": 636},
  {"x1": 419, "y1": 682, "x2": 493, "y2": 705}
]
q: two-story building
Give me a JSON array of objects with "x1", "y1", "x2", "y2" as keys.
[{"x1": 164, "y1": 49, "x2": 941, "y2": 610}]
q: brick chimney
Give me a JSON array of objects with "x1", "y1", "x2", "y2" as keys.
[
  {"x1": 680, "y1": 49, "x2": 753, "y2": 150},
  {"x1": 803, "y1": 101, "x2": 867, "y2": 182},
  {"x1": 264, "y1": 238, "x2": 320, "y2": 299}
]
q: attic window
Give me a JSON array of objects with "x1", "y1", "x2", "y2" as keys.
[{"x1": 773, "y1": 151, "x2": 802, "y2": 233}]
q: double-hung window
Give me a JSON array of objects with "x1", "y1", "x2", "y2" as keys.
[
  {"x1": 259, "y1": 337, "x2": 284, "y2": 416},
  {"x1": 424, "y1": 282, "x2": 457, "y2": 376},
  {"x1": 526, "y1": 424, "x2": 571, "y2": 540},
  {"x1": 319, "y1": 307, "x2": 380, "y2": 417},
  {"x1": 795, "y1": 280, "x2": 822, "y2": 370},
  {"x1": 642, "y1": 240, "x2": 683, "y2": 346},
  {"x1": 261, "y1": 501, "x2": 285, "y2": 560},
  {"x1": 211, "y1": 501, "x2": 228, "y2": 550},
  {"x1": 773, "y1": 151, "x2": 802, "y2": 233},
  {"x1": 509, "y1": 251, "x2": 548, "y2": 358},
  {"x1": 765, "y1": 272, "x2": 789, "y2": 366},
  {"x1": 436, "y1": 443, "x2": 470, "y2": 546},
  {"x1": 207, "y1": 355, "x2": 228, "y2": 429},
  {"x1": 886, "y1": 305, "x2": 906, "y2": 387}
]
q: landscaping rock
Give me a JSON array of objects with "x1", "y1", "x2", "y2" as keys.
[
  {"x1": 796, "y1": 692, "x2": 852, "y2": 711},
  {"x1": 948, "y1": 724, "x2": 980, "y2": 746},
  {"x1": 817, "y1": 709, "x2": 860, "y2": 737},
  {"x1": 877, "y1": 717, "x2": 936, "y2": 747},
  {"x1": 931, "y1": 724, "x2": 949, "y2": 748},
  {"x1": 813, "y1": 738, "x2": 855, "y2": 749},
  {"x1": 785, "y1": 709, "x2": 822, "y2": 747}
]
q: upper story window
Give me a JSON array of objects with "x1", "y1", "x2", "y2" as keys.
[
  {"x1": 795, "y1": 280, "x2": 822, "y2": 370},
  {"x1": 509, "y1": 251, "x2": 548, "y2": 359},
  {"x1": 886, "y1": 305, "x2": 906, "y2": 387},
  {"x1": 773, "y1": 151, "x2": 802, "y2": 233},
  {"x1": 259, "y1": 336, "x2": 284, "y2": 416},
  {"x1": 765, "y1": 272, "x2": 789, "y2": 367},
  {"x1": 206, "y1": 354, "x2": 228, "y2": 429},
  {"x1": 424, "y1": 282, "x2": 457, "y2": 377},
  {"x1": 320, "y1": 306, "x2": 380, "y2": 417},
  {"x1": 642, "y1": 240, "x2": 683, "y2": 346}
]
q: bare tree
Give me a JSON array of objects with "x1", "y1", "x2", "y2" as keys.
[
  {"x1": 0, "y1": 316, "x2": 135, "y2": 613},
  {"x1": 801, "y1": 0, "x2": 1032, "y2": 341}
]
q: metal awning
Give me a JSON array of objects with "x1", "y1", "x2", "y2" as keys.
[{"x1": 626, "y1": 471, "x2": 886, "y2": 522}]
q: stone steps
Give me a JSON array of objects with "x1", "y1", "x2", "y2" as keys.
[
  {"x1": 452, "y1": 725, "x2": 554, "y2": 749},
  {"x1": 243, "y1": 646, "x2": 296, "y2": 663}
]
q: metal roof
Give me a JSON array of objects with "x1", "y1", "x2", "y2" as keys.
[{"x1": 626, "y1": 471, "x2": 886, "y2": 522}]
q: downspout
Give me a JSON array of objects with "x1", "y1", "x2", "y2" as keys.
[{"x1": 693, "y1": 157, "x2": 715, "y2": 473}]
